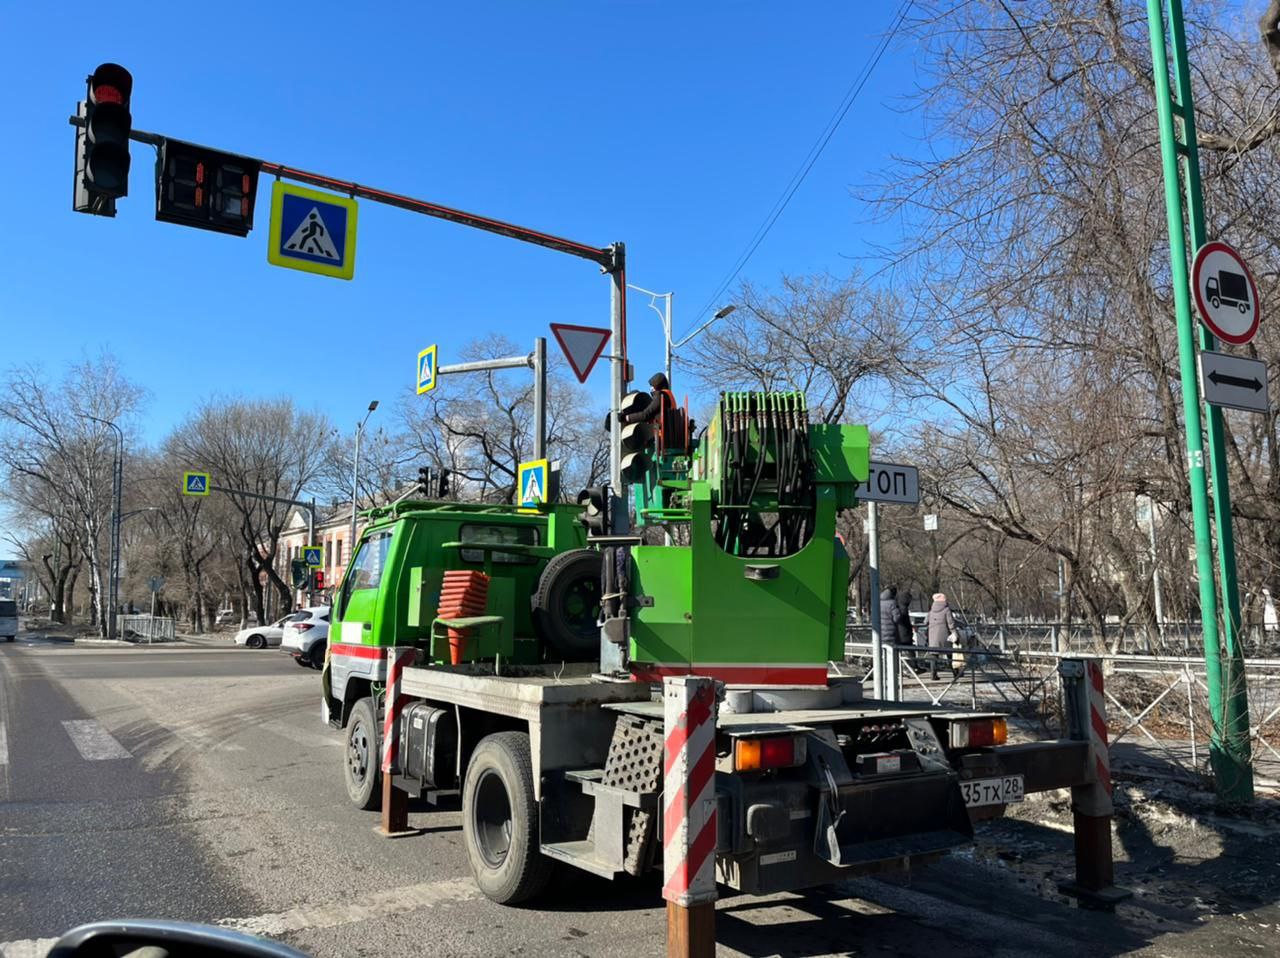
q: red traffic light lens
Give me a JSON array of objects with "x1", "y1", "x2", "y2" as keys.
[{"x1": 89, "y1": 63, "x2": 133, "y2": 106}]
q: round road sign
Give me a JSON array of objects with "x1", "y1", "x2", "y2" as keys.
[{"x1": 1191, "y1": 241, "x2": 1261, "y2": 345}]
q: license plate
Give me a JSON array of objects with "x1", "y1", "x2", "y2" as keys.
[{"x1": 961, "y1": 775, "x2": 1024, "y2": 807}]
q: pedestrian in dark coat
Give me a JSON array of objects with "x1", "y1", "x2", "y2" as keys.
[
  {"x1": 895, "y1": 590, "x2": 917, "y2": 666},
  {"x1": 926, "y1": 592, "x2": 958, "y2": 679},
  {"x1": 878, "y1": 586, "x2": 898, "y2": 644}
]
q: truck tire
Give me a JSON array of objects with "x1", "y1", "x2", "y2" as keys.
[
  {"x1": 344, "y1": 697, "x2": 381, "y2": 811},
  {"x1": 531, "y1": 549, "x2": 602, "y2": 661},
  {"x1": 462, "y1": 731, "x2": 553, "y2": 905}
]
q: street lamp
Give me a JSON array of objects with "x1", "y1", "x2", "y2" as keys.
[
  {"x1": 81, "y1": 414, "x2": 123, "y2": 641},
  {"x1": 626, "y1": 286, "x2": 737, "y2": 383},
  {"x1": 350, "y1": 400, "x2": 379, "y2": 562}
]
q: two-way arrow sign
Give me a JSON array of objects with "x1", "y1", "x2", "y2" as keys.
[{"x1": 1198, "y1": 352, "x2": 1269, "y2": 414}]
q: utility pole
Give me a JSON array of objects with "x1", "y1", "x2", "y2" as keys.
[
  {"x1": 1146, "y1": 0, "x2": 1252, "y2": 803},
  {"x1": 867, "y1": 501, "x2": 883, "y2": 699}
]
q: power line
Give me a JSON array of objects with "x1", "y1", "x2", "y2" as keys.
[{"x1": 686, "y1": 1, "x2": 913, "y2": 333}]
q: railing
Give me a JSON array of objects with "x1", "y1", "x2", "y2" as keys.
[
  {"x1": 845, "y1": 636, "x2": 1280, "y2": 790},
  {"x1": 119, "y1": 614, "x2": 176, "y2": 643}
]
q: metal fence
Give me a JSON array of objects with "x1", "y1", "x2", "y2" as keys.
[
  {"x1": 845, "y1": 634, "x2": 1280, "y2": 790},
  {"x1": 119, "y1": 614, "x2": 176, "y2": 643}
]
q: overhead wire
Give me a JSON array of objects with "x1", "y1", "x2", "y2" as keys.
[{"x1": 685, "y1": 1, "x2": 914, "y2": 334}]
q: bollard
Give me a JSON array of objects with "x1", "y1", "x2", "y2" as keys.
[
  {"x1": 663, "y1": 676, "x2": 718, "y2": 958},
  {"x1": 1058, "y1": 658, "x2": 1130, "y2": 908},
  {"x1": 377, "y1": 646, "x2": 418, "y2": 837}
]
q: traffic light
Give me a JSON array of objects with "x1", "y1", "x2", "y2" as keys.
[
  {"x1": 437, "y1": 468, "x2": 451, "y2": 498},
  {"x1": 313, "y1": 570, "x2": 326, "y2": 591},
  {"x1": 290, "y1": 558, "x2": 309, "y2": 589},
  {"x1": 618, "y1": 391, "x2": 654, "y2": 482},
  {"x1": 577, "y1": 485, "x2": 610, "y2": 537},
  {"x1": 74, "y1": 63, "x2": 133, "y2": 215},
  {"x1": 417, "y1": 466, "x2": 432, "y2": 496}
]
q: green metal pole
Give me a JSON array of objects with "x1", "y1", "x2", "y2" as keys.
[
  {"x1": 1147, "y1": 0, "x2": 1253, "y2": 802},
  {"x1": 1165, "y1": 0, "x2": 1253, "y2": 802}
]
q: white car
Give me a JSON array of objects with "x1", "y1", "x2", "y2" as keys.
[
  {"x1": 281, "y1": 606, "x2": 331, "y2": 669},
  {"x1": 233, "y1": 614, "x2": 302, "y2": 649}
]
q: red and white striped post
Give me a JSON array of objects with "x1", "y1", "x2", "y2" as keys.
[
  {"x1": 378, "y1": 646, "x2": 417, "y2": 836},
  {"x1": 1060, "y1": 657, "x2": 1128, "y2": 906},
  {"x1": 662, "y1": 676, "x2": 718, "y2": 958}
]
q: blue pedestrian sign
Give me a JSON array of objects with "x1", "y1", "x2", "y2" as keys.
[
  {"x1": 303, "y1": 545, "x2": 324, "y2": 568},
  {"x1": 518, "y1": 458, "x2": 548, "y2": 514},
  {"x1": 417, "y1": 345, "x2": 438, "y2": 395},
  {"x1": 267, "y1": 182, "x2": 359, "y2": 280},
  {"x1": 182, "y1": 471, "x2": 210, "y2": 496}
]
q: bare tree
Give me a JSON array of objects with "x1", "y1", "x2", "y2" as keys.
[
  {"x1": 0, "y1": 356, "x2": 144, "y2": 634},
  {"x1": 170, "y1": 398, "x2": 332, "y2": 624}
]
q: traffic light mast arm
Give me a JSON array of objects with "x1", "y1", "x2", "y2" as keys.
[{"x1": 68, "y1": 116, "x2": 617, "y2": 270}]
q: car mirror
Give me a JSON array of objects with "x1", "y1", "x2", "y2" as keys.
[{"x1": 48, "y1": 920, "x2": 311, "y2": 958}]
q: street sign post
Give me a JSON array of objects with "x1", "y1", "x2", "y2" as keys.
[
  {"x1": 182, "y1": 472, "x2": 210, "y2": 496},
  {"x1": 1199, "y1": 352, "x2": 1269, "y2": 414},
  {"x1": 417, "y1": 345, "x2": 438, "y2": 394},
  {"x1": 856, "y1": 461, "x2": 920, "y2": 505},
  {"x1": 549, "y1": 323, "x2": 611, "y2": 383},
  {"x1": 1191, "y1": 241, "x2": 1261, "y2": 345},
  {"x1": 267, "y1": 181, "x2": 358, "y2": 280},
  {"x1": 517, "y1": 458, "x2": 549, "y2": 514},
  {"x1": 303, "y1": 545, "x2": 324, "y2": 568}
]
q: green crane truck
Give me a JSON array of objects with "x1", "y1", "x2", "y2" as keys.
[{"x1": 322, "y1": 390, "x2": 1112, "y2": 907}]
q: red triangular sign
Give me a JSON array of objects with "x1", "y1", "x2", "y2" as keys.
[{"x1": 550, "y1": 323, "x2": 611, "y2": 384}]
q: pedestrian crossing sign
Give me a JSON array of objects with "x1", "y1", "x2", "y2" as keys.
[
  {"x1": 303, "y1": 545, "x2": 324, "y2": 568},
  {"x1": 417, "y1": 344, "x2": 438, "y2": 394},
  {"x1": 182, "y1": 471, "x2": 210, "y2": 496},
  {"x1": 267, "y1": 181, "x2": 359, "y2": 280},
  {"x1": 517, "y1": 458, "x2": 548, "y2": 514}
]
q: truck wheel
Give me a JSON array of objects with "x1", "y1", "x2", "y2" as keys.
[
  {"x1": 531, "y1": 549, "x2": 602, "y2": 661},
  {"x1": 247, "y1": 634, "x2": 265, "y2": 649},
  {"x1": 462, "y1": 731, "x2": 552, "y2": 905},
  {"x1": 344, "y1": 697, "x2": 381, "y2": 810}
]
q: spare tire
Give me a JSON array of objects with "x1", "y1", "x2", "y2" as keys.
[{"x1": 531, "y1": 549, "x2": 602, "y2": 661}]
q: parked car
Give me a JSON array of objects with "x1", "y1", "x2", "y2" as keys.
[
  {"x1": 0, "y1": 599, "x2": 17, "y2": 641},
  {"x1": 214, "y1": 608, "x2": 239, "y2": 627},
  {"x1": 281, "y1": 606, "x2": 330, "y2": 669},
  {"x1": 233, "y1": 613, "x2": 303, "y2": 649}
]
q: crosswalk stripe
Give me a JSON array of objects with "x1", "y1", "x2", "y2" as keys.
[
  {"x1": 0, "y1": 720, "x2": 8, "y2": 766},
  {"x1": 61, "y1": 719, "x2": 132, "y2": 760},
  {"x1": 261, "y1": 719, "x2": 340, "y2": 749}
]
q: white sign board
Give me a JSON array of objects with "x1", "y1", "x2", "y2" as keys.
[
  {"x1": 923, "y1": 514, "x2": 938, "y2": 531},
  {"x1": 1198, "y1": 352, "x2": 1269, "y2": 414},
  {"x1": 1191, "y1": 242, "x2": 1261, "y2": 345},
  {"x1": 856, "y1": 461, "x2": 920, "y2": 505}
]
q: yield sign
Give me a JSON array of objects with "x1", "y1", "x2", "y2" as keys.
[{"x1": 550, "y1": 323, "x2": 611, "y2": 384}]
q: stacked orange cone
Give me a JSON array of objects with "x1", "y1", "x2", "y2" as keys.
[{"x1": 437, "y1": 570, "x2": 490, "y2": 664}]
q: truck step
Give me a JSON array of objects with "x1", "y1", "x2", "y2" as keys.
[{"x1": 540, "y1": 839, "x2": 623, "y2": 879}]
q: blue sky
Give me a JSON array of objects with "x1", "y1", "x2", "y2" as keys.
[{"x1": 0, "y1": 2, "x2": 921, "y2": 541}]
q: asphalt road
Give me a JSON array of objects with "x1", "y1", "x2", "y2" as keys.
[{"x1": 2, "y1": 628, "x2": 1277, "y2": 958}]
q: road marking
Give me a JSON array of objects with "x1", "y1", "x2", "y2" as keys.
[
  {"x1": 0, "y1": 879, "x2": 482, "y2": 957},
  {"x1": 0, "y1": 720, "x2": 7, "y2": 766},
  {"x1": 220, "y1": 877, "x2": 481, "y2": 936},
  {"x1": 0, "y1": 937, "x2": 59, "y2": 958},
  {"x1": 261, "y1": 719, "x2": 340, "y2": 749},
  {"x1": 61, "y1": 719, "x2": 132, "y2": 760}
]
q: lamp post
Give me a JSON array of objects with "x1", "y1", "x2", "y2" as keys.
[
  {"x1": 627, "y1": 285, "x2": 737, "y2": 383},
  {"x1": 350, "y1": 400, "x2": 379, "y2": 562},
  {"x1": 82, "y1": 414, "x2": 123, "y2": 641}
]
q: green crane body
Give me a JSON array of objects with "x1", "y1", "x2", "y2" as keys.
[{"x1": 626, "y1": 391, "x2": 869, "y2": 686}]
